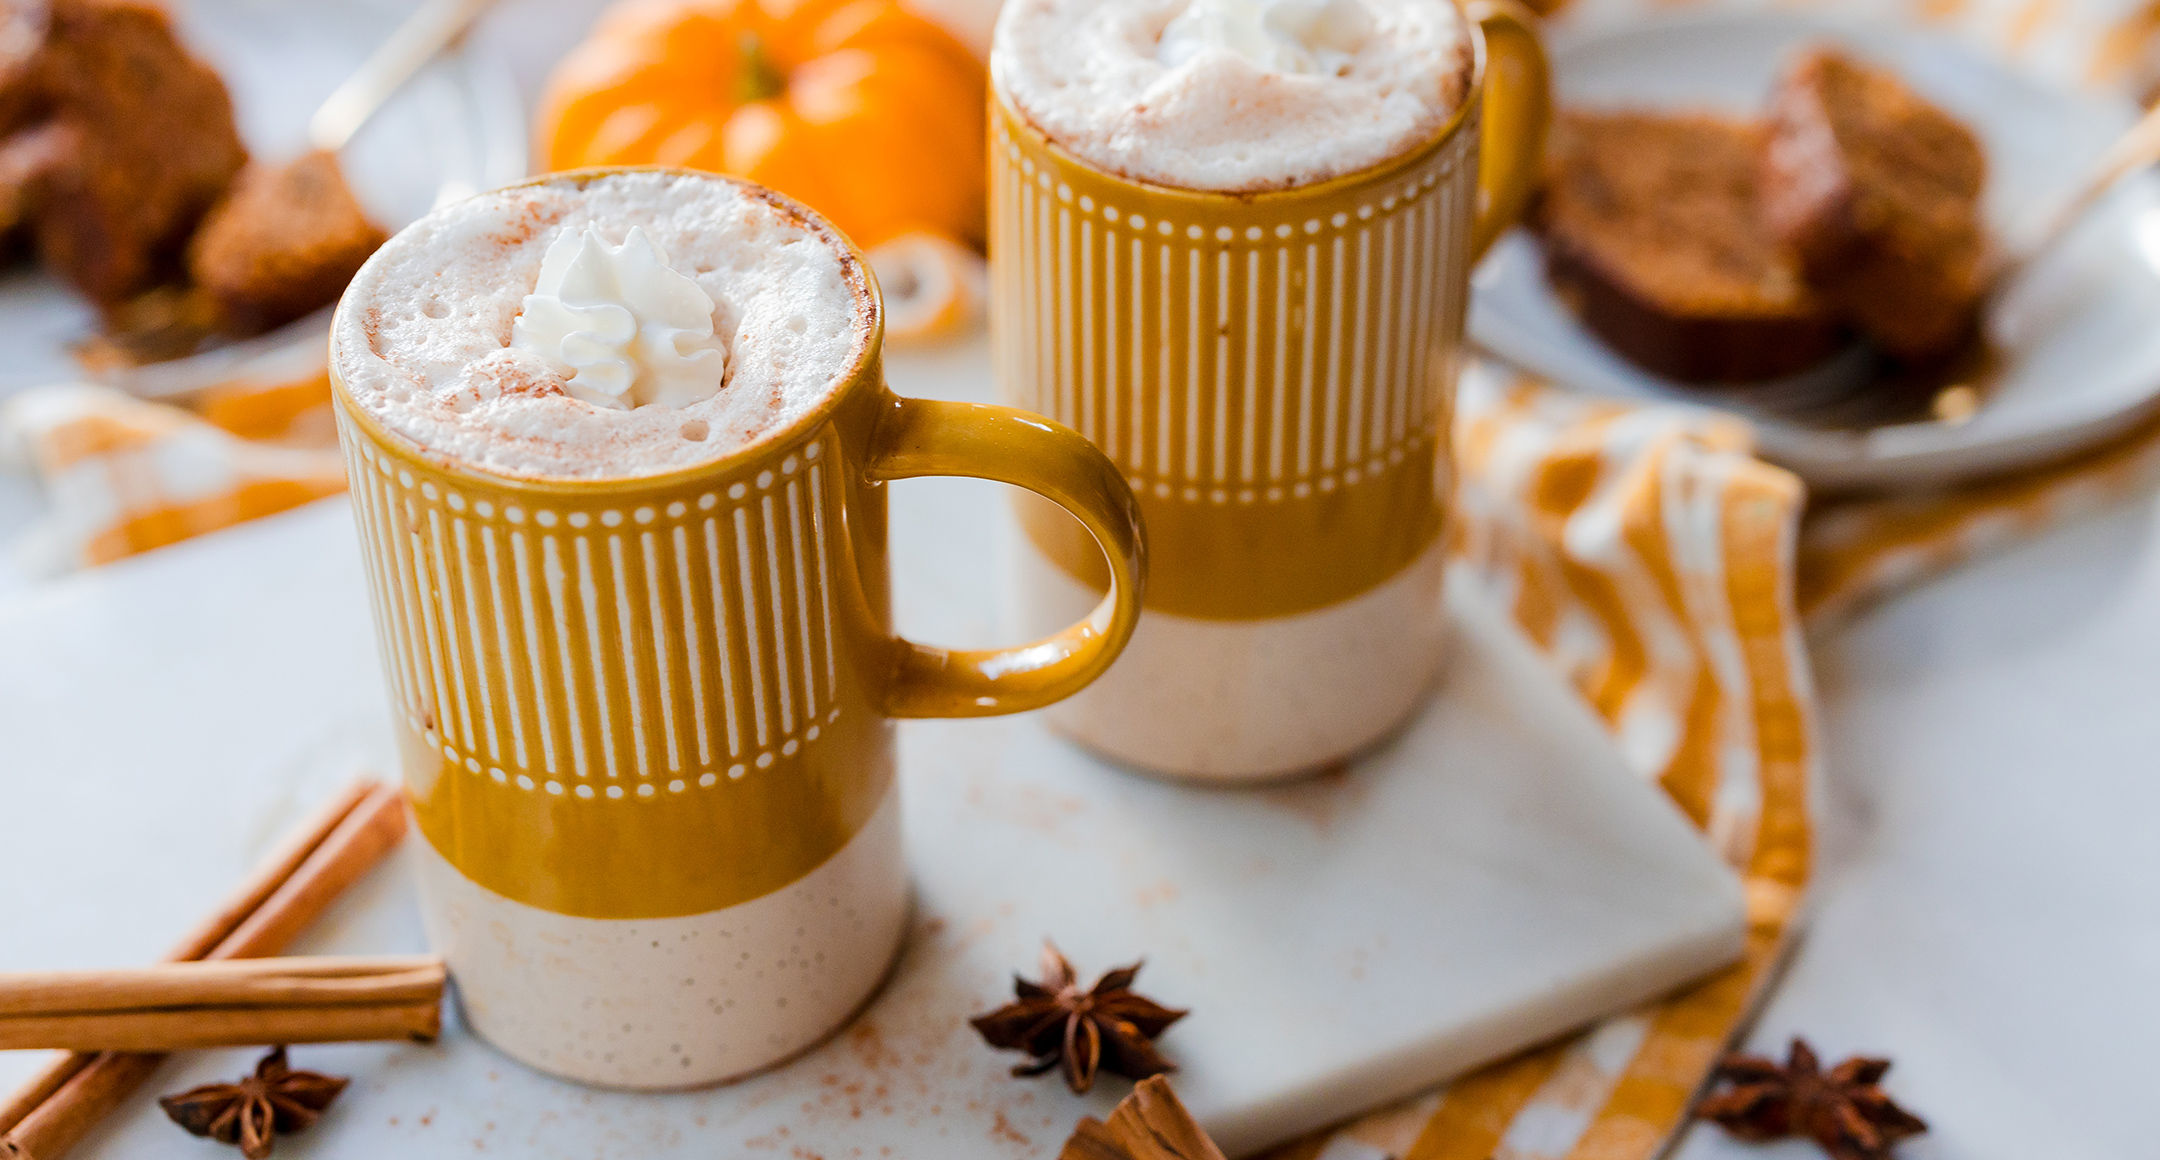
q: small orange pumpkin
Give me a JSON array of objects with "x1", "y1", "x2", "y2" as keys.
[{"x1": 537, "y1": 0, "x2": 987, "y2": 252}]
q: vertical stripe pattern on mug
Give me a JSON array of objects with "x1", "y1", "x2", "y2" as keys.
[
  {"x1": 991, "y1": 98, "x2": 1478, "y2": 620},
  {"x1": 332, "y1": 397, "x2": 888, "y2": 921},
  {"x1": 339, "y1": 422, "x2": 845, "y2": 795}
]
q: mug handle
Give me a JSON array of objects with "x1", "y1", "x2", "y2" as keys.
[
  {"x1": 866, "y1": 395, "x2": 1147, "y2": 719},
  {"x1": 1467, "y1": 0, "x2": 1552, "y2": 261}
]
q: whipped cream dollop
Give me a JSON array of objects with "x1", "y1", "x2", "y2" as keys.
[
  {"x1": 510, "y1": 226, "x2": 728, "y2": 410},
  {"x1": 1157, "y1": 0, "x2": 1374, "y2": 75}
]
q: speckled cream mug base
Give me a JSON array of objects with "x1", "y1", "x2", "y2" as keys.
[
  {"x1": 1009, "y1": 537, "x2": 1449, "y2": 782},
  {"x1": 415, "y1": 786, "x2": 908, "y2": 1088}
]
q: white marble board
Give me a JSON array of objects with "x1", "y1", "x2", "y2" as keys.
[{"x1": 0, "y1": 346, "x2": 1745, "y2": 1159}]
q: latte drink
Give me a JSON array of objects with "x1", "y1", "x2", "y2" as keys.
[
  {"x1": 990, "y1": 0, "x2": 1545, "y2": 780},
  {"x1": 337, "y1": 170, "x2": 868, "y2": 480},
  {"x1": 332, "y1": 169, "x2": 1146, "y2": 1086},
  {"x1": 995, "y1": 0, "x2": 1474, "y2": 193}
]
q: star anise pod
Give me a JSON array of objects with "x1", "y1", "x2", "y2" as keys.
[
  {"x1": 1698, "y1": 1038, "x2": 1927, "y2": 1160},
  {"x1": 970, "y1": 940, "x2": 1187, "y2": 1095},
  {"x1": 1061, "y1": 1075, "x2": 1226, "y2": 1160},
  {"x1": 158, "y1": 1047, "x2": 349, "y2": 1160}
]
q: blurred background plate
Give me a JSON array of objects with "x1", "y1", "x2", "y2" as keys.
[{"x1": 1468, "y1": 11, "x2": 2160, "y2": 491}]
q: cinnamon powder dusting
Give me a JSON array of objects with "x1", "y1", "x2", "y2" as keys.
[
  {"x1": 725, "y1": 914, "x2": 1078, "y2": 1157},
  {"x1": 475, "y1": 358, "x2": 566, "y2": 400},
  {"x1": 1255, "y1": 761, "x2": 1366, "y2": 835}
]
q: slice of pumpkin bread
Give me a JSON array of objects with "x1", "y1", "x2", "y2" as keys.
[
  {"x1": 1533, "y1": 110, "x2": 1844, "y2": 384},
  {"x1": 1760, "y1": 48, "x2": 1986, "y2": 364}
]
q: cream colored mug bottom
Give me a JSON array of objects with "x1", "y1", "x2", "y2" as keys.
[
  {"x1": 1009, "y1": 536, "x2": 1449, "y2": 781},
  {"x1": 413, "y1": 784, "x2": 908, "y2": 1089}
]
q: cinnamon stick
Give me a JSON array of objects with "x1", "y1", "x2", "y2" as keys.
[
  {"x1": 0, "y1": 781, "x2": 409, "y2": 1160},
  {"x1": 0, "y1": 779, "x2": 375, "y2": 1139},
  {"x1": 0, "y1": 1000, "x2": 441, "y2": 1053},
  {"x1": 0, "y1": 1058, "x2": 161, "y2": 1160},
  {"x1": 0, "y1": 956, "x2": 444, "y2": 1050},
  {"x1": 212, "y1": 782, "x2": 409, "y2": 960},
  {"x1": 1061, "y1": 1076, "x2": 1227, "y2": 1160},
  {"x1": 0, "y1": 956, "x2": 444, "y2": 1016}
]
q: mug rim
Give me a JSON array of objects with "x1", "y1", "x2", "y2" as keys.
[
  {"x1": 990, "y1": 0, "x2": 1491, "y2": 207},
  {"x1": 328, "y1": 165, "x2": 888, "y2": 499}
]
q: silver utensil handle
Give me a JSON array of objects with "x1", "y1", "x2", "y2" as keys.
[
  {"x1": 1992, "y1": 99, "x2": 2160, "y2": 298},
  {"x1": 2043, "y1": 101, "x2": 2160, "y2": 243},
  {"x1": 307, "y1": 0, "x2": 500, "y2": 152}
]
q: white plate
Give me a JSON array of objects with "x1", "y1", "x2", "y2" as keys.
[
  {"x1": 1467, "y1": 11, "x2": 2160, "y2": 491},
  {"x1": 0, "y1": 0, "x2": 528, "y2": 399}
]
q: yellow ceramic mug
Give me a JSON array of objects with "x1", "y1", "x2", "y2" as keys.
[
  {"x1": 331, "y1": 168, "x2": 1144, "y2": 1087},
  {"x1": 993, "y1": 2, "x2": 1550, "y2": 780}
]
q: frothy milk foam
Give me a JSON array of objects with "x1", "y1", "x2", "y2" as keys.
[
  {"x1": 993, "y1": 0, "x2": 1473, "y2": 192},
  {"x1": 334, "y1": 171, "x2": 871, "y2": 481}
]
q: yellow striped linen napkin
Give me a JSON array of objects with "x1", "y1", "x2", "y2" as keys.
[
  {"x1": 1257, "y1": 363, "x2": 1817, "y2": 1160},
  {"x1": 0, "y1": 365, "x2": 343, "y2": 573}
]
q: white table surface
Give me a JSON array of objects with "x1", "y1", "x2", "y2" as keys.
[
  {"x1": 6, "y1": 357, "x2": 2155, "y2": 1160},
  {"x1": 3, "y1": 1, "x2": 2157, "y2": 1154},
  {"x1": 1674, "y1": 490, "x2": 2160, "y2": 1160},
  {"x1": 0, "y1": 495, "x2": 1748, "y2": 1160},
  {"x1": 0, "y1": 341, "x2": 1752, "y2": 1160}
]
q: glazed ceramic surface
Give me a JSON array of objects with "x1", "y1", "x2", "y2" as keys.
[
  {"x1": 1469, "y1": 11, "x2": 2160, "y2": 490},
  {"x1": 329, "y1": 179, "x2": 1144, "y2": 1085},
  {"x1": 989, "y1": 2, "x2": 1550, "y2": 779}
]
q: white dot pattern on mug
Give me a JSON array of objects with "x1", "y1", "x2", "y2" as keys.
[
  {"x1": 339, "y1": 427, "x2": 848, "y2": 799},
  {"x1": 993, "y1": 120, "x2": 1473, "y2": 506}
]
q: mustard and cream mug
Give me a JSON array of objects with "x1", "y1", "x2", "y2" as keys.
[
  {"x1": 991, "y1": 1, "x2": 1550, "y2": 781},
  {"x1": 330, "y1": 169, "x2": 1144, "y2": 1087}
]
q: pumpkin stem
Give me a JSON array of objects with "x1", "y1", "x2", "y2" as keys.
[{"x1": 736, "y1": 31, "x2": 787, "y2": 104}]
